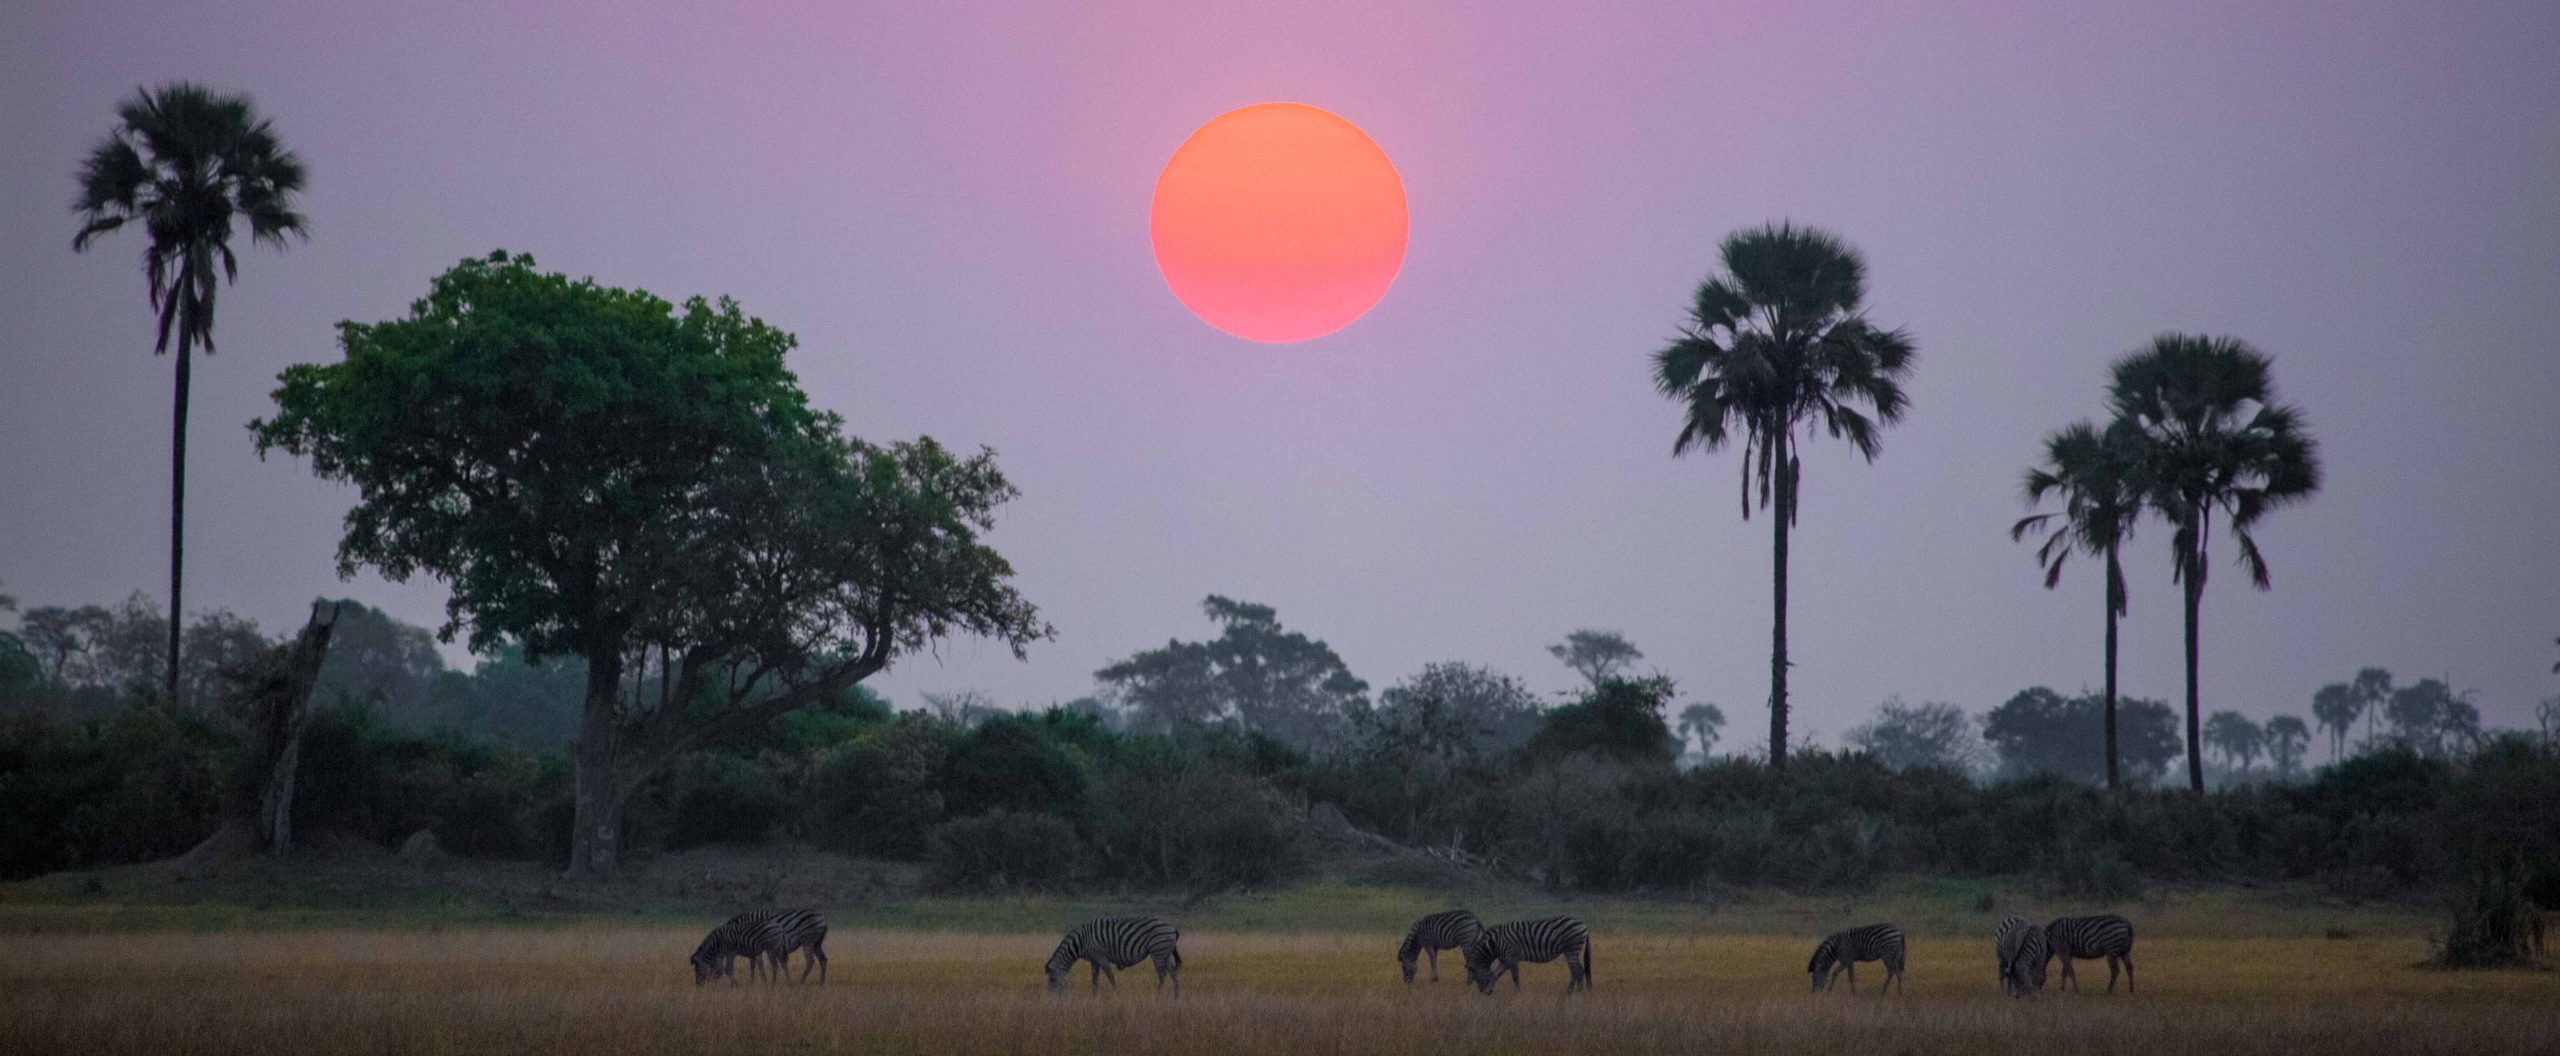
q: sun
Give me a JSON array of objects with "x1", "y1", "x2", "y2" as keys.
[{"x1": 1150, "y1": 104, "x2": 1408, "y2": 344}]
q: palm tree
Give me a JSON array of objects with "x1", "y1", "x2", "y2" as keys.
[
  {"x1": 2013, "y1": 419, "x2": 2146, "y2": 790},
  {"x1": 72, "y1": 83, "x2": 306, "y2": 708},
  {"x1": 1676, "y1": 702, "x2": 1726, "y2": 762},
  {"x1": 2264, "y1": 715, "x2": 2309, "y2": 778},
  {"x1": 2110, "y1": 335, "x2": 2319, "y2": 791},
  {"x1": 1651, "y1": 223, "x2": 1915, "y2": 769},
  {"x1": 2203, "y1": 710, "x2": 2262, "y2": 778},
  {"x1": 2351, "y1": 667, "x2": 2394, "y2": 752},
  {"x1": 2310, "y1": 682, "x2": 2360, "y2": 761}
]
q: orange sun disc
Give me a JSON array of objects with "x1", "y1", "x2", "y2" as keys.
[{"x1": 1149, "y1": 104, "x2": 1409, "y2": 344}]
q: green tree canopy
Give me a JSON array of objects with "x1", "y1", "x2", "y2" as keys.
[
  {"x1": 1982, "y1": 686, "x2": 2182, "y2": 786},
  {"x1": 251, "y1": 252, "x2": 1046, "y2": 875},
  {"x1": 1547, "y1": 630, "x2": 1643, "y2": 688},
  {"x1": 1846, "y1": 697, "x2": 1984, "y2": 775},
  {"x1": 1094, "y1": 596, "x2": 1367, "y2": 753},
  {"x1": 1526, "y1": 675, "x2": 1678, "y2": 765}
]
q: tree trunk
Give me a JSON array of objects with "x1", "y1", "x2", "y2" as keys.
[
  {"x1": 567, "y1": 648, "x2": 627, "y2": 877},
  {"x1": 166, "y1": 325, "x2": 192, "y2": 710},
  {"x1": 251, "y1": 603, "x2": 340, "y2": 855},
  {"x1": 2103, "y1": 542, "x2": 2121, "y2": 792},
  {"x1": 2182, "y1": 553, "x2": 2205, "y2": 794},
  {"x1": 1768, "y1": 430, "x2": 1792, "y2": 771}
]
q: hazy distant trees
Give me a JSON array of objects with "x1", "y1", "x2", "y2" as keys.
[
  {"x1": 72, "y1": 83, "x2": 307, "y2": 710},
  {"x1": 1095, "y1": 596, "x2": 1368, "y2": 753},
  {"x1": 252, "y1": 252, "x2": 1045, "y2": 877},
  {"x1": 2384, "y1": 678, "x2": 2483, "y2": 760},
  {"x1": 2352, "y1": 667, "x2": 2394, "y2": 751},
  {"x1": 2109, "y1": 335, "x2": 2321, "y2": 791},
  {"x1": 1981, "y1": 687, "x2": 2182, "y2": 785},
  {"x1": 1676, "y1": 702, "x2": 1726, "y2": 761},
  {"x1": 1548, "y1": 630, "x2": 1643, "y2": 688},
  {"x1": 1650, "y1": 223, "x2": 1916, "y2": 770},
  {"x1": 1372, "y1": 661, "x2": 1542, "y2": 760},
  {"x1": 2312, "y1": 682, "x2": 2362, "y2": 761},
  {"x1": 2013, "y1": 420, "x2": 2147, "y2": 790},
  {"x1": 2203, "y1": 710, "x2": 2264, "y2": 775},
  {"x1": 1846, "y1": 697, "x2": 1984, "y2": 774},
  {"x1": 2264, "y1": 715, "x2": 2310, "y2": 778},
  {"x1": 1524, "y1": 675, "x2": 1679, "y2": 765},
  {"x1": 10, "y1": 593, "x2": 264, "y2": 710}
]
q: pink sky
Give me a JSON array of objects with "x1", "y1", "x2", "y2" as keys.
[{"x1": 3, "y1": 0, "x2": 2557, "y2": 735}]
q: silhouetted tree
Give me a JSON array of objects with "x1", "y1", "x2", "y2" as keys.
[
  {"x1": 1981, "y1": 687, "x2": 2182, "y2": 786},
  {"x1": 1526, "y1": 675, "x2": 1679, "y2": 765},
  {"x1": 2204, "y1": 710, "x2": 2264, "y2": 776},
  {"x1": 2014, "y1": 418, "x2": 2147, "y2": 789},
  {"x1": 2110, "y1": 335, "x2": 2320, "y2": 790},
  {"x1": 2264, "y1": 715, "x2": 2310, "y2": 778},
  {"x1": 1651, "y1": 223, "x2": 1915, "y2": 769},
  {"x1": 1676, "y1": 701, "x2": 1726, "y2": 761},
  {"x1": 2312, "y1": 682, "x2": 2361, "y2": 762},
  {"x1": 1095, "y1": 597, "x2": 1367, "y2": 753},
  {"x1": 73, "y1": 83, "x2": 307, "y2": 709},
  {"x1": 252, "y1": 252, "x2": 1045, "y2": 876},
  {"x1": 1847, "y1": 697, "x2": 1983, "y2": 774},
  {"x1": 1547, "y1": 630, "x2": 1643, "y2": 688}
]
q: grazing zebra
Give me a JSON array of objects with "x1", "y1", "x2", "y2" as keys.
[
  {"x1": 754, "y1": 908, "x2": 830, "y2": 984},
  {"x1": 1993, "y1": 915, "x2": 2048, "y2": 997},
  {"x1": 1398, "y1": 910, "x2": 1484, "y2": 984},
  {"x1": 691, "y1": 911, "x2": 773, "y2": 986},
  {"x1": 1044, "y1": 916, "x2": 1183, "y2": 995},
  {"x1": 1808, "y1": 923, "x2": 1907, "y2": 994},
  {"x1": 2044, "y1": 914, "x2": 2135, "y2": 993},
  {"x1": 1461, "y1": 916, "x2": 1593, "y2": 994}
]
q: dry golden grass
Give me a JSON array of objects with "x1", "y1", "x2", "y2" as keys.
[{"x1": 3, "y1": 927, "x2": 2553, "y2": 1055}]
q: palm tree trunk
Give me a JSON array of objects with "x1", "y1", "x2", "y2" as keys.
[
  {"x1": 1768, "y1": 429, "x2": 1791, "y2": 771},
  {"x1": 2182, "y1": 544, "x2": 2205, "y2": 794},
  {"x1": 2103, "y1": 542, "x2": 2121, "y2": 792},
  {"x1": 165, "y1": 321, "x2": 192, "y2": 710}
]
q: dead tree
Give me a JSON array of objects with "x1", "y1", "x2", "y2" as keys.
[{"x1": 223, "y1": 601, "x2": 341, "y2": 856}]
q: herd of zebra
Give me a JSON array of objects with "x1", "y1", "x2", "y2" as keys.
[{"x1": 687, "y1": 907, "x2": 2136, "y2": 997}]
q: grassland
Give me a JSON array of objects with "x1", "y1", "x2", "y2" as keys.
[{"x1": 3, "y1": 877, "x2": 2555, "y2": 1055}]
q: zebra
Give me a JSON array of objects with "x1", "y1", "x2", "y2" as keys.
[
  {"x1": 2044, "y1": 914, "x2": 2135, "y2": 993},
  {"x1": 1398, "y1": 910, "x2": 1484, "y2": 984},
  {"x1": 1994, "y1": 915, "x2": 2048, "y2": 997},
  {"x1": 1461, "y1": 916, "x2": 1593, "y2": 994},
  {"x1": 1044, "y1": 916, "x2": 1183, "y2": 995},
  {"x1": 691, "y1": 911, "x2": 774, "y2": 986},
  {"x1": 1808, "y1": 923, "x2": 1906, "y2": 994},
  {"x1": 754, "y1": 908, "x2": 830, "y2": 984}
]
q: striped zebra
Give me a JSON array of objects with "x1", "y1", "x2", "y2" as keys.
[
  {"x1": 1993, "y1": 915, "x2": 2048, "y2": 997},
  {"x1": 690, "y1": 909, "x2": 830, "y2": 986},
  {"x1": 1398, "y1": 910, "x2": 1484, "y2": 984},
  {"x1": 755, "y1": 908, "x2": 830, "y2": 984},
  {"x1": 1808, "y1": 922, "x2": 1906, "y2": 994},
  {"x1": 2044, "y1": 914, "x2": 2135, "y2": 993},
  {"x1": 1044, "y1": 916, "x2": 1183, "y2": 995},
  {"x1": 1461, "y1": 916, "x2": 1593, "y2": 994}
]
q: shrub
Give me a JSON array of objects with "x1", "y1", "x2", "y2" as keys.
[
  {"x1": 804, "y1": 716, "x2": 947, "y2": 858},
  {"x1": 926, "y1": 811, "x2": 1082, "y2": 893},
  {"x1": 667, "y1": 753, "x2": 795, "y2": 849}
]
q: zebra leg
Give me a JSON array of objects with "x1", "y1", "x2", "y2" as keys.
[
  {"x1": 1089, "y1": 961, "x2": 1103, "y2": 993},
  {"x1": 1427, "y1": 948, "x2": 1439, "y2": 983},
  {"x1": 1508, "y1": 961, "x2": 1522, "y2": 990},
  {"x1": 1564, "y1": 951, "x2": 1585, "y2": 994},
  {"x1": 811, "y1": 939, "x2": 828, "y2": 985},
  {"x1": 1846, "y1": 962, "x2": 1857, "y2": 993},
  {"x1": 1102, "y1": 963, "x2": 1120, "y2": 989}
]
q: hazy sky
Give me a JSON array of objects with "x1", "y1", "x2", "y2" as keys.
[{"x1": 5, "y1": 1, "x2": 2556, "y2": 741}]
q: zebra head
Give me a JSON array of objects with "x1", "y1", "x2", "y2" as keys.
[
  {"x1": 1461, "y1": 937, "x2": 1501, "y2": 994},
  {"x1": 2010, "y1": 945, "x2": 2048, "y2": 996},
  {"x1": 690, "y1": 946, "x2": 729, "y2": 987},
  {"x1": 1807, "y1": 938, "x2": 1840, "y2": 992},
  {"x1": 1042, "y1": 939, "x2": 1077, "y2": 993},
  {"x1": 1397, "y1": 931, "x2": 1422, "y2": 984}
]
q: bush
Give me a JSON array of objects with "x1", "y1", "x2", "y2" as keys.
[
  {"x1": 925, "y1": 811, "x2": 1083, "y2": 893},
  {"x1": 668, "y1": 753, "x2": 796, "y2": 849},
  {"x1": 1092, "y1": 742, "x2": 1308, "y2": 893},
  {"x1": 804, "y1": 716, "x2": 947, "y2": 858}
]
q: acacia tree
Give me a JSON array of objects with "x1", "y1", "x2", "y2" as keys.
[
  {"x1": 1651, "y1": 223, "x2": 1916, "y2": 768},
  {"x1": 1548, "y1": 630, "x2": 1643, "y2": 688},
  {"x1": 2110, "y1": 335, "x2": 2319, "y2": 791},
  {"x1": 73, "y1": 84, "x2": 307, "y2": 708},
  {"x1": 2013, "y1": 419, "x2": 2146, "y2": 790},
  {"x1": 251, "y1": 252, "x2": 1046, "y2": 876},
  {"x1": 1094, "y1": 596, "x2": 1368, "y2": 753}
]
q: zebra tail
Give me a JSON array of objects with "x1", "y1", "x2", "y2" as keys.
[{"x1": 1587, "y1": 937, "x2": 1595, "y2": 983}]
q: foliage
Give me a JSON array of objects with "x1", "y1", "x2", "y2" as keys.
[
  {"x1": 1547, "y1": 630, "x2": 1643, "y2": 688},
  {"x1": 2204, "y1": 710, "x2": 2265, "y2": 775},
  {"x1": 1676, "y1": 702, "x2": 1726, "y2": 761},
  {"x1": 2264, "y1": 715, "x2": 2310, "y2": 778},
  {"x1": 925, "y1": 811, "x2": 1084, "y2": 893},
  {"x1": 251, "y1": 251, "x2": 1047, "y2": 874},
  {"x1": 1981, "y1": 687, "x2": 2181, "y2": 785},
  {"x1": 1094, "y1": 596, "x2": 1367, "y2": 753},
  {"x1": 0, "y1": 702, "x2": 237, "y2": 878},
  {"x1": 1845, "y1": 697, "x2": 1984, "y2": 775},
  {"x1": 1525, "y1": 676, "x2": 1679, "y2": 765}
]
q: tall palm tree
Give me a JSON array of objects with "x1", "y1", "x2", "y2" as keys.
[
  {"x1": 1652, "y1": 223, "x2": 1915, "y2": 769},
  {"x1": 2310, "y1": 682, "x2": 2360, "y2": 761},
  {"x1": 72, "y1": 83, "x2": 307, "y2": 708},
  {"x1": 2013, "y1": 419, "x2": 2146, "y2": 790},
  {"x1": 2351, "y1": 667, "x2": 2393, "y2": 752},
  {"x1": 2110, "y1": 334, "x2": 2320, "y2": 791},
  {"x1": 1676, "y1": 701, "x2": 1726, "y2": 761}
]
